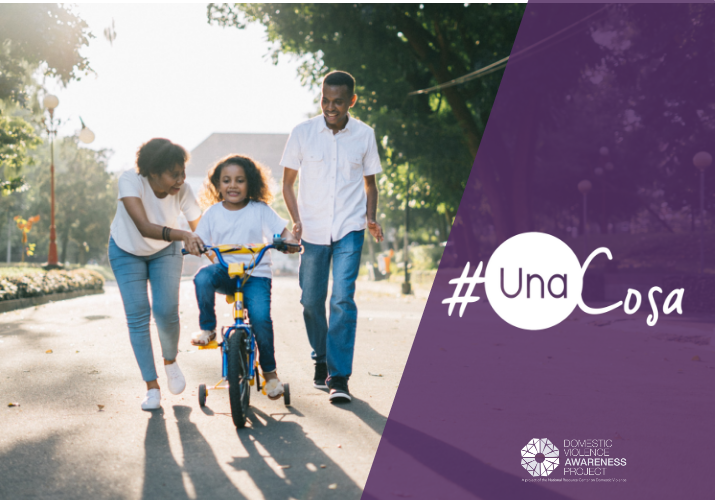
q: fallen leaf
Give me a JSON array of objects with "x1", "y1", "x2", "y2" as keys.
[
  {"x1": 45, "y1": 349, "x2": 53, "y2": 354},
  {"x1": 8, "y1": 403, "x2": 20, "y2": 407},
  {"x1": 328, "y1": 484, "x2": 337, "y2": 490},
  {"x1": 368, "y1": 372, "x2": 383, "y2": 377},
  {"x1": 97, "y1": 405, "x2": 105, "y2": 411},
  {"x1": 320, "y1": 464, "x2": 326, "y2": 469},
  {"x1": 88, "y1": 370, "x2": 99, "y2": 375}
]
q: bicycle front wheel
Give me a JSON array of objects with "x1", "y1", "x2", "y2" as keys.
[{"x1": 227, "y1": 329, "x2": 250, "y2": 428}]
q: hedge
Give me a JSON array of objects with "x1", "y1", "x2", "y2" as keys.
[
  {"x1": 662, "y1": 274, "x2": 715, "y2": 314},
  {"x1": 0, "y1": 269, "x2": 104, "y2": 302}
]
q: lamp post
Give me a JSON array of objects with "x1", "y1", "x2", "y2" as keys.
[
  {"x1": 42, "y1": 94, "x2": 60, "y2": 269},
  {"x1": 693, "y1": 151, "x2": 712, "y2": 274},
  {"x1": 402, "y1": 163, "x2": 412, "y2": 295},
  {"x1": 42, "y1": 96, "x2": 94, "y2": 269},
  {"x1": 578, "y1": 179, "x2": 592, "y2": 256}
]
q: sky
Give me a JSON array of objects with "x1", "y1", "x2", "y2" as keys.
[{"x1": 44, "y1": 4, "x2": 317, "y2": 173}]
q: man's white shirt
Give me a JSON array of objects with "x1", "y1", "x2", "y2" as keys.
[{"x1": 280, "y1": 114, "x2": 382, "y2": 245}]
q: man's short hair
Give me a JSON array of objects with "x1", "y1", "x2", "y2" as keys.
[{"x1": 323, "y1": 71, "x2": 355, "y2": 95}]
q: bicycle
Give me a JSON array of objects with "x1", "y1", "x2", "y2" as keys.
[{"x1": 182, "y1": 234, "x2": 300, "y2": 428}]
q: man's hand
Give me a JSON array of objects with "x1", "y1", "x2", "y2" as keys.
[
  {"x1": 368, "y1": 220, "x2": 384, "y2": 242},
  {"x1": 280, "y1": 228, "x2": 302, "y2": 254},
  {"x1": 292, "y1": 221, "x2": 303, "y2": 241}
]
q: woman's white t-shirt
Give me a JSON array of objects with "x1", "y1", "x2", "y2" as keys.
[
  {"x1": 194, "y1": 201, "x2": 288, "y2": 279},
  {"x1": 110, "y1": 170, "x2": 202, "y2": 256}
]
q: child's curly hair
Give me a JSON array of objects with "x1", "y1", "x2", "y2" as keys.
[{"x1": 198, "y1": 154, "x2": 275, "y2": 210}]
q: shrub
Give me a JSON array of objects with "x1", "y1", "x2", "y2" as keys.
[{"x1": 0, "y1": 269, "x2": 104, "y2": 302}]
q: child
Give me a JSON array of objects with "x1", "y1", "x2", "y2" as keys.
[{"x1": 192, "y1": 154, "x2": 299, "y2": 399}]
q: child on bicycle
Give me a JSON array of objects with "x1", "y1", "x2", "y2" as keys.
[{"x1": 192, "y1": 154, "x2": 299, "y2": 399}]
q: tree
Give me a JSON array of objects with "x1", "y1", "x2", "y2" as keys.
[
  {"x1": 0, "y1": 4, "x2": 91, "y2": 194},
  {"x1": 0, "y1": 4, "x2": 91, "y2": 105},
  {"x1": 208, "y1": 3, "x2": 525, "y2": 241}
]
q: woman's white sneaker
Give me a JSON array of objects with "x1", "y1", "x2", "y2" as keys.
[
  {"x1": 141, "y1": 388, "x2": 161, "y2": 410},
  {"x1": 164, "y1": 361, "x2": 186, "y2": 395}
]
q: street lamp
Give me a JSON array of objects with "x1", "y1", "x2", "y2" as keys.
[
  {"x1": 693, "y1": 151, "x2": 712, "y2": 274},
  {"x1": 79, "y1": 116, "x2": 95, "y2": 144},
  {"x1": 402, "y1": 163, "x2": 412, "y2": 295},
  {"x1": 42, "y1": 94, "x2": 60, "y2": 269},
  {"x1": 41, "y1": 96, "x2": 95, "y2": 269}
]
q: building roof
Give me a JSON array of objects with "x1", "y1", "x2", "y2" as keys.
[{"x1": 186, "y1": 133, "x2": 289, "y2": 182}]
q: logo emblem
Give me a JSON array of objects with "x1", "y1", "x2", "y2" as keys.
[
  {"x1": 485, "y1": 233, "x2": 582, "y2": 330},
  {"x1": 521, "y1": 438, "x2": 559, "y2": 476}
]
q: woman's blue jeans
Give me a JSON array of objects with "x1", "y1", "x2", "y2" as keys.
[
  {"x1": 299, "y1": 230, "x2": 364, "y2": 380},
  {"x1": 193, "y1": 264, "x2": 276, "y2": 373},
  {"x1": 108, "y1": 237, "x2": 183, "y2": 382}
]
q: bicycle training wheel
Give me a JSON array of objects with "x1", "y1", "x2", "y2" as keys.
[
  {"x1": 198, "y1": 383, "x2": 207, "y2": 407},
  {"x1": 227, "y1": 330, "x2": 250, "y2": 428},
  {"x1": 283, "y1": 382, "x2": 291, "y2": 406}
]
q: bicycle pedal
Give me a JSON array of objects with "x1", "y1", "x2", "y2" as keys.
[{"x1": 198, "y1": 340, "x2": 219, "y2": 350}]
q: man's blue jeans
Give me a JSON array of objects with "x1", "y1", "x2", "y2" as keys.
[
  {"x1": 108, "y1": 237, "x2": 182, "y2": 382},
  {"x1": 194, "y1": 264, "x2": 276, "y2": 373},
  {"x1": 300, "y1": 230, "x2": 364, "y2": 380}
]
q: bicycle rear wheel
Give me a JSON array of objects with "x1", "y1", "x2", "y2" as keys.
[{"x1": 227, "y1": 329, "x2": 250, "y2": 428}]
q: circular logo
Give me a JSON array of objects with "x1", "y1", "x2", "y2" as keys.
[
  {"x1": 521, "y1": 438, "x2": 560, "y2": 477},
  {"x1": 485, "y1": 233, "x2": 582, "y2": 330}
]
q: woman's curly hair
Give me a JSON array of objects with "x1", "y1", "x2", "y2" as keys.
[
  {"x1": 135, "y1": 138, "x2": 188, "y2": 177},
  {"x1": 198, "y1": 154, "x2": 275, "y2": 209}
]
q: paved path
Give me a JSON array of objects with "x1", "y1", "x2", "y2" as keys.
[{"x1": 0, "y1": 277, "x2": 427, "y2": 500}]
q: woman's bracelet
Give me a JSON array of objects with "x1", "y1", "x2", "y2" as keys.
[{"x1": 162, "y1": 226, "x2": 172, "y2": 242}]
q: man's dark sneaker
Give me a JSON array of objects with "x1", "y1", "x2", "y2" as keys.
[
  {"x1": 313, "y1": 362, "x2": 328, "y2": 389},
  {"x1": 328, "y1": 377, "x2": 352, "y2": 403}
]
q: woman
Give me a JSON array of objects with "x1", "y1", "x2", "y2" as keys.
[{"x1": 108, "y1": 138, "x2": 204, "y2": 410}]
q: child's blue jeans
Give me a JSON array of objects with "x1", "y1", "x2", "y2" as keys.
[
  {"x1": 193, "y1": 264, "x2": 276, "y2": 373},
  {"x1": 108, "y1": 237, "x2": 182, "y2": 382}
]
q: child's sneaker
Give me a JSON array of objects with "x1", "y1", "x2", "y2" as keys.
[
  {"x1": 191, "y1": 330, "x2": 216, "y2": 346},
  {"x1": 141, "y1": 388, "x2": 161, "y2": 410},
  {"x1": 264, "y1": 372, "x2": 284, "y2": 400},
  {"x1": 164, "y1": 361, "x2": 186, "y2": 395}
]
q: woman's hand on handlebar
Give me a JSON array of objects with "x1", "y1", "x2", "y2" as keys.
[{"x1": 182, "y1": 231, "x2": 205, "y2": 256}]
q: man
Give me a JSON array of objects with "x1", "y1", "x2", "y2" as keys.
[{"x1": 281, "y1": 70, "x2": 384, "y2": 403}]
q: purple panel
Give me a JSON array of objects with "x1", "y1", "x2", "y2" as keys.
[{"x1": 364, "y1": 4, "x2": 715, "y2": 499}]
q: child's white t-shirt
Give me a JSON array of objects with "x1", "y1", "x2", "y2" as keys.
[
  {"x1": 195, "y1": 201, "x2": 288, "y2": 279},
  {"x1": 110, "y1": 170, "x2": 202, "y2": 256}
]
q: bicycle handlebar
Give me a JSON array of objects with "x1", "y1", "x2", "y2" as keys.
[{"x1": 181, "y1": 235, "x2": 302, "y2": 273}]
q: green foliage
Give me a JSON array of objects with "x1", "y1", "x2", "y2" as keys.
[
  {"x1": 408, "y1": 244, "x2": 444, "y2": 271},
  {"x1": 0, "y1": 4, "x2": 92, "y2": 198},
  {"x1": 208, "y1": 3, "x2": 525, "y2": 216},
  {"x1": 0, "y1": 4, "x2": 91, "y2": 105},
  {"x1": 0, "y1": 115, "x2": 41, "y2": 194}
]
